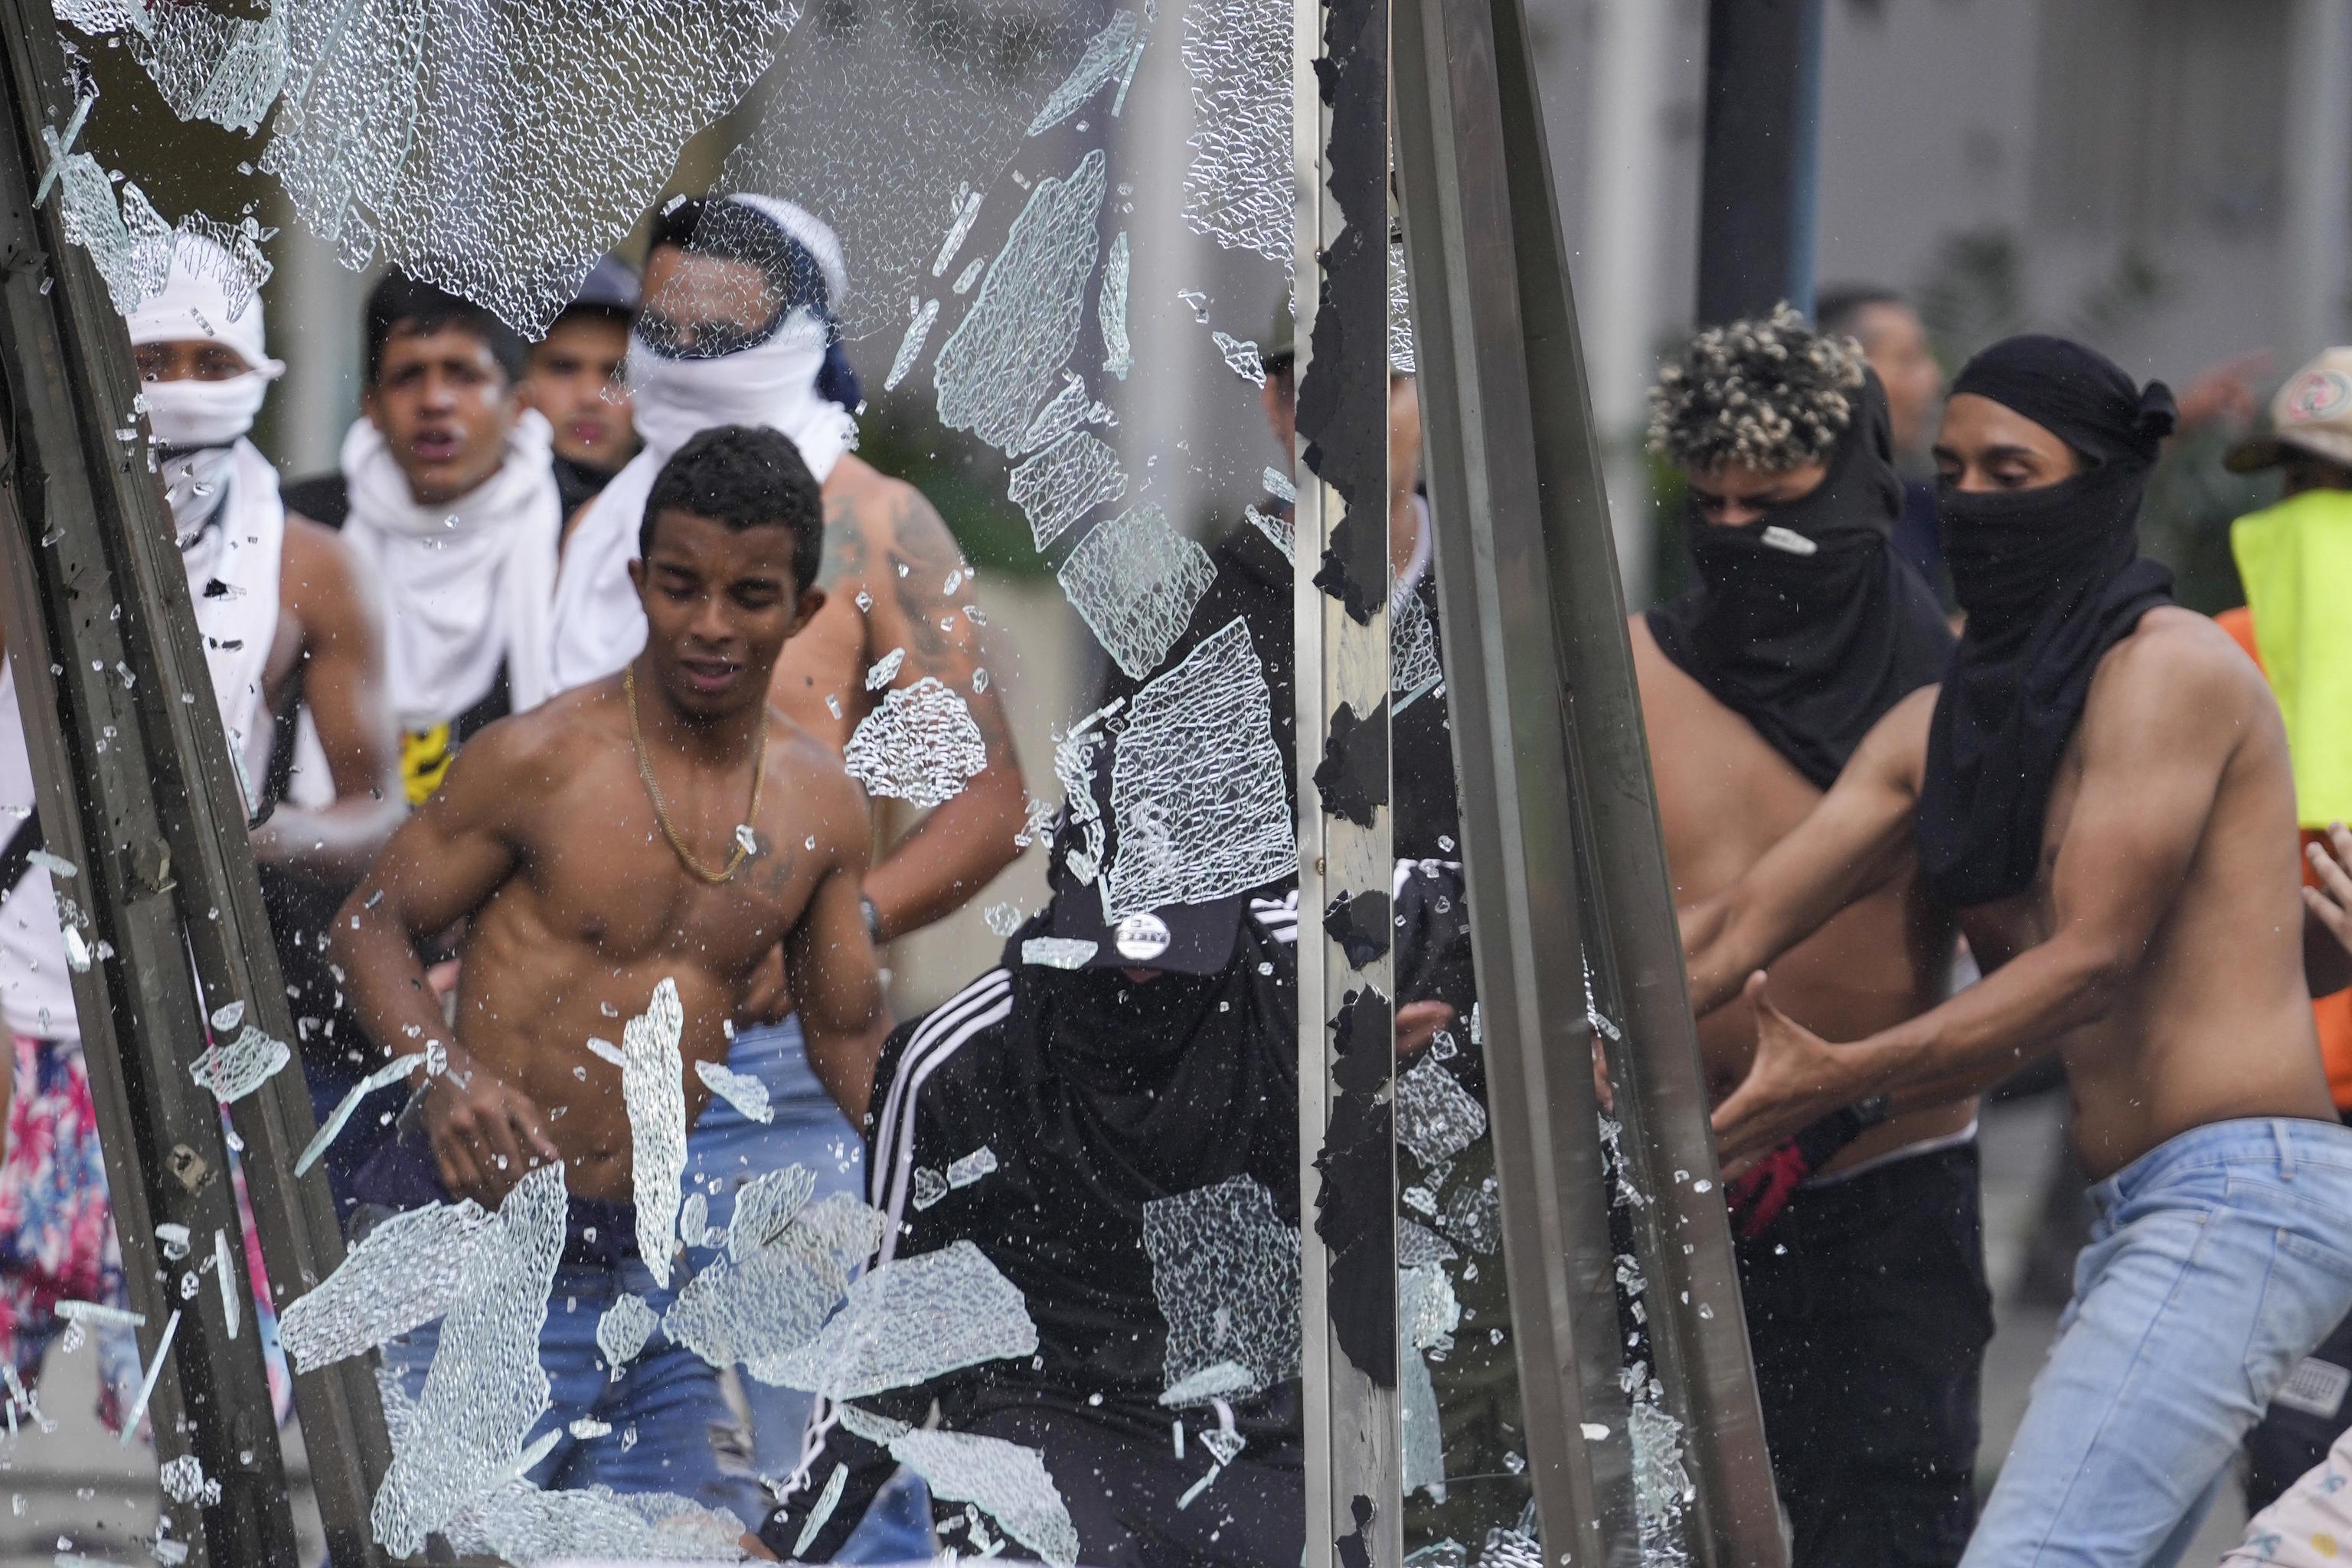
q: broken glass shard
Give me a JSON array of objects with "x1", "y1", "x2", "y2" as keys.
[
  {"x1": 1390, "y1": 240, "x2": 1418, "y2": 374},
  {"x1": 1396, "y1": 1057, "x2": 1488, "y2": 1168},
  {"x1": 984, "y1": 901, "x2": 1025, "y2": 937},
  {"x1": 885, "y1": 299, "x2": 940, "y2": 392},
  {"x1": 694, "y1": 1059, "x2": 773, "y2": 1125},
  {"x1": 1440, "y1": 1177, "x2": 1501, "y2": 1255},
  {"x1": 1010, "y1": 431, "x2": 1128, "y2": 551},
  {"x1": 795, "y1": 1462, "x2": 849, "y2": 1557},
  {"x1": 1210, "y1": 330, "x2": 1264, "y2": 385},
  {"x1": 1106, "y1": 619, "x2": 1295, "y2": 919},
  {"x1": 947, "y1": 1146, "x2": 998, "y2": 1188},
  {"x1": 188, "y1": 1022, "x2": 290, "y2": 1103},
  {"x1": 263, "y1": 0, "x2": 799, "y2": 335},
  {"x1": 371, "y1": 1163, "x2": 566, "y2": 1553},
  {"x1": 280, "y1": 1200, "x2": 498, "y2": 1371},
  {"x1": 298, "y1": 1047, "x2": 418, "y2": 1164},
  {"x1": 843, "y1": 677, "x2": 989, "y2": 809},
  {"x1": 1243, "y1": 504, "x2": 1293, "y2": 564},
  {"x1": 1402, "y1": 1334, "x2": 1443, "y2": 1500},
  {"x1": 619, "y1": 980, "x2": 688, "y2": 1287},
  {"x1": 910, "y1": 1166, "x2": 949, "y2": 1210},
  {"x1": 444, "y1": 1481, "x2": 751, "y2": 1564},
  {"x1": 665, "y1": 1187, "x2": 881, "y2": 1384},
  {"x1": 596, "y1": 1295, "x2": 656, "y2": 1374},
  {"x1": 1016, "y1": 373, "x2": 1115, "y2": 458},
  {"x1": 1057, "y1": 505, "x2": 1215, "y2": 681},
  {"x1": 1181, "y1": 0, "x2": 1295, "y2": 266},
  {"x1": 1398, "y1": 1218, "x2": 1457, "y2": 1268},
  {"x1": 1099, "y1": 230, "x2": 1132, "y2": 381},
  {"x1": 214, "y1": 1227, "x2": 240, "y2": 1341},
  {"x1": 1143, "y1": 1174, "x2": 1301, "y2": 1406},
  {"x1": 934, "y1": 150, "x2": 1108, "y2": 451},
  {"x1": 1393, "y1": 590, "x2": 1443, "y2": 712},
  {"x1": 1262, "y1": 466, "x2": 1296, "y2": 504},
  {"x1": 1028, "y1": 10, "x2": 1143, "y2": 136},
  {"x1": 119, "y1": 0, "x2": 287, "y2": 136},
  {"x1": 866, "y1": 648, "x2": 906, "y2": 689},
  {"x1": 888, "y1": 1426, "x2": 1080, "y2": 1568},
  {"x1": 1021, "y1": 937, "x2": 1097, "y2": 970},
  {"x1": 759, "y1": 1238, "x2": 1037, "y2": 1400}
]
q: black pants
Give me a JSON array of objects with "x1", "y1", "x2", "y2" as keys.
[
  {"x1": 956, "y1": 1404, "x2": 1305, "y2": 1568},
  {"x1": 1735, "y1": 1141, "x2": 1994, "y2": 1568}
]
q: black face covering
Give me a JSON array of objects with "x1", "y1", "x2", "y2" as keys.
[
  {"x1": 1915, "y1": 336, "x2": 2177, "y2": 909},
  {"x1": 1647, "y1": 373, "x2": 1955, "y2": 789}
]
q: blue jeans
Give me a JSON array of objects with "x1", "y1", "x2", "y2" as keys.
[
  {"x1": 383, "y1": 1252, "x2": 766, "y2": 1530},
  {"x1": 683, "y1": 1016, "x2": 934, "y2": 1560},
  {"x1": 1965, "y1": 1118, "x2": 2352, "y2": 1568}
]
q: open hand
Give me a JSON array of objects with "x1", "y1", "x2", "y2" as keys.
[
  {"x1": 421, "y1": 1054, "x2": 560, "y2": 1207},
  {"x1": 2306, "y1": 823, "x2": 2352, "y2": 960},
  {"x1": 1709, "y1": 972, "x2": 1863, "y2": 1167}
]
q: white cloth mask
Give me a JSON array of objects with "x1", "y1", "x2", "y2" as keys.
[{"x1": 143, "y1": 373, "x2": 270, "y2": 450}]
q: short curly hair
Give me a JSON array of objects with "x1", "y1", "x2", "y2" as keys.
[{"x1": 1646, "y1": 302, "x2": 1867, "y2": 473}]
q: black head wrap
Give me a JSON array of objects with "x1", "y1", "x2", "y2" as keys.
[
  {"x1": 1916, "y1": 335, "x2": 2177, "y2": 908},
  {"x1": 1646, "y1": 371, "x2": 1955, "y2": 789}
]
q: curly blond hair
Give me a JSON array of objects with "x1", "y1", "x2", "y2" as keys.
[{"x1": 1646, "y1": 302, "x2": 1867, "y2": 472}]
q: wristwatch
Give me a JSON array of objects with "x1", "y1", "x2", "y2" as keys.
[{"x1": 861, "y1": 897, "x2": 884, "y2": 946}]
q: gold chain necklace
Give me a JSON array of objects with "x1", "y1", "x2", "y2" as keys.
[{"x1": 625, "y1": 665, "x2": 769, "y2": 885}]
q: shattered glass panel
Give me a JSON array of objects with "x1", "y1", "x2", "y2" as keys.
[
  {"x1": 1180, "y1": 0, "x2": 1294, "y2": 265},
  {"x1": 1106, "y1": 618, "x2": 1295, "y2": 919},
  {"x1": 934, "y1": 150, "x2": 1108, "y2": 449},
  {"x1": 441, "y1": 1482, "x2": 750, "y2": 1564},
  {"x1": 596, "y1": 1295, "x2": 656, "y2": 1374},
  {"x1": 1099, "y1": 230, "x2": 1133, "y2": 381},
  {"x1": 1027, "y1": 11, "x2": 1144, "y2": 136},
  {"x1": 372, "y1": 1163, "x2": 566, "y2": 1553},
  {"x1": 1394, "y1": 590, "x2": 1444, "y2": 710},
  {"x1": 1142, "y1": 1175, "x2": 1301, "y2": 1406},
  {"x1": 842, "y1": 676, "x2": 990, "y2": 808},
  {"x1": 263, "y1": 0, "x2": 799, "y2": 334},
  {"x1": 619, "y1": 980, "x2": 688, "y2": 1288},
  {"x1": 890, "y1": 1426, "x2": 1082, "y2": 1568},
  {"x1": 114, "y1": 2, "x2": 289, "y2": 135},
  {"x1": 758, "y1": 1238, "x2": 1037, "y2": 1399},
  {"x1": 1057, "y1": 505, "x2": 1217, "y2": 682},
  {"x1": 717, "y1": 0, "x2": 1101, "y2": 340}
]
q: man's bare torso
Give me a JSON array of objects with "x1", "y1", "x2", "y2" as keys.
[
  {"x1": 1916, "y1": 608, "x2": 2331, "y2": 1175},
  {"x1": 1635, "y1": 617, "x2": 1968, "y2": 1171},
  {"x1": 449, "y1": 683, "x2": 868, "y2": 1200}
]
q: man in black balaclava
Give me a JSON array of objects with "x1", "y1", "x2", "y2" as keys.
[
  {"x1": 1639, "y1": 305, "x2": 1975, "y2": 1566},
  {"x1": 1684, "y1": 333, "x2": 2352, "y2": 1565}
]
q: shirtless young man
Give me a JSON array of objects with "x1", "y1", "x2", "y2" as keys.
[
  {"x1": 1635, "y1": 310, "x2": 1972, "y2": 1566},
  {"x1": 332, "y1": 425, "x2": 885, "y2": 1525},
  {"x1": 544, "y1": 200, "x2": 1012, "y2": 1537},
  {"x1": 1686, "y1": 335, "x2": 2352, "y2": 1566}
]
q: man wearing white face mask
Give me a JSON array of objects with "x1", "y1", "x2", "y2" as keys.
[{"x1": 0, "y1": 235, "x2": 401, "y2": 1426}]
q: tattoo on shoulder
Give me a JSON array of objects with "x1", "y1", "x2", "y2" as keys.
[{"x1": 817, "y1": 494, "x2": 868, "y2": 593}]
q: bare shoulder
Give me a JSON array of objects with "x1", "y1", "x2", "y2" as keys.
[
  {"x1": 2089, "y1": 606, "x2": 2278, "y2": 742},
  {"x1": 821, "y1": 452, "x2": 963, "y2": 584},
  {"x1": 443, "y1": 681, "x2": 626, "y2": 805},
  {"x1": 1849, "y1": 683, "x2": 1939, "y2": 793},
  {"x1": 758, "y1": 708, "x2": 868, "y2": 848}
]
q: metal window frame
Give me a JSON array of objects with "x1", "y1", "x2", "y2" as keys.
[
  {"x1": 1390, "y1": 0, "x2": 1792, "y2": 1563},
  {"x1": 0, "y1": 8, "x2": 393, "y2": 1566}
]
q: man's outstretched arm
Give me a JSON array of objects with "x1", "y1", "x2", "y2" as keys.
[
  {"x1": 330, "y1": 720, "x2": 557, "y2": 1203},
  {"x1": 1711, "y1": 631, "x2": 2242, "y2": 1161},
  {"x1": 1683, "y1": 688, "x2": 1934, "y2": 1016},
  {"x1": 854, "y1": 483, "x2": 1026, "y2": 940},
  {"x1": 786, "y1": 776, "x2": 891, "y2": 1125},
  {"x1": 251, "y1": 518, "x2": 406, "y2": 886}
]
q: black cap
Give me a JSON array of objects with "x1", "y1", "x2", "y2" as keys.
[{"x1": 560, "y1": 253, "x2": 640, "y2": 322}]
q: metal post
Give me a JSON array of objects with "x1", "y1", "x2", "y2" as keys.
[
  {"x1": 0, "y1": 8, "x2": 391, "y2": 1564},
  {"x1": 1294, "y1": 0, "x2": 1398, "y2": 1559},
  {"x1": 1695, "y1": 0, "x2": 1824, "y2": 325},
  {"x1": 1393, "y1": 0, "x2": 1789, "y2": 1561}
]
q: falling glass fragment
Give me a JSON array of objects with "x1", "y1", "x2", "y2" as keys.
[
  {"x1": 280, "y1": 1200, "x2": 499, "y2": 1370},
  {"x1": 694, "y1": 1059, "x2": 774, "y2": 1125},
  {"x1": 888, "y1": 1426, "x2": 1081, "y2": 1568},
  {"x1": 1010, "y1": 431, "x2": 1129, "y2": 551},
  {"x1": 1027, "y1": 10, "x2": 1145, "y2": 136},
  {"x1": 885, "y1": 299, "x2": 941, "y2": 392},
  {"x1": 1243, "y1": 504, "x2": 1294, "y2": 564},
  {"x1": 1396, "y1": 1056, "x2": 1488, "y2": 1168},
  {"x1": 1210, "y1": 330, "x2": 1264, "y2": 385},
  {"x1": 617, "y1": 980, "x2": 688, "y2": 1286},
  {"x1": 1106, "y1": 618, "x2": 1295, "y2": 918},
  {"x1": 1144, "y1": 1174, "x2": 1300, "y2": 1406},
  {"x1": 1022, "y1": 937, "x2": 1097, "y2": 970},
  {"x1": 843, "y1": 677, "x2": 989, "y2": 808},
  {"x1": 758, "y1": 1238, "x2": 1037, "y2": 1400},
  {"x1": 947, "y1": 1146, "x2": 998, "y2": 1188},
  {"x1": 1057, "y1": 505, "x2": 1216, "y2": 681},
  {"x1": 596, "y1": 1295, "x2": 656, "y2": 1375},
  {"x1": 1099, "y1": 230, "x2": 1132, "y2": 381},
  {"x1": 188, "y1": 1022, "x2": 291, "y2": 1103}
]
